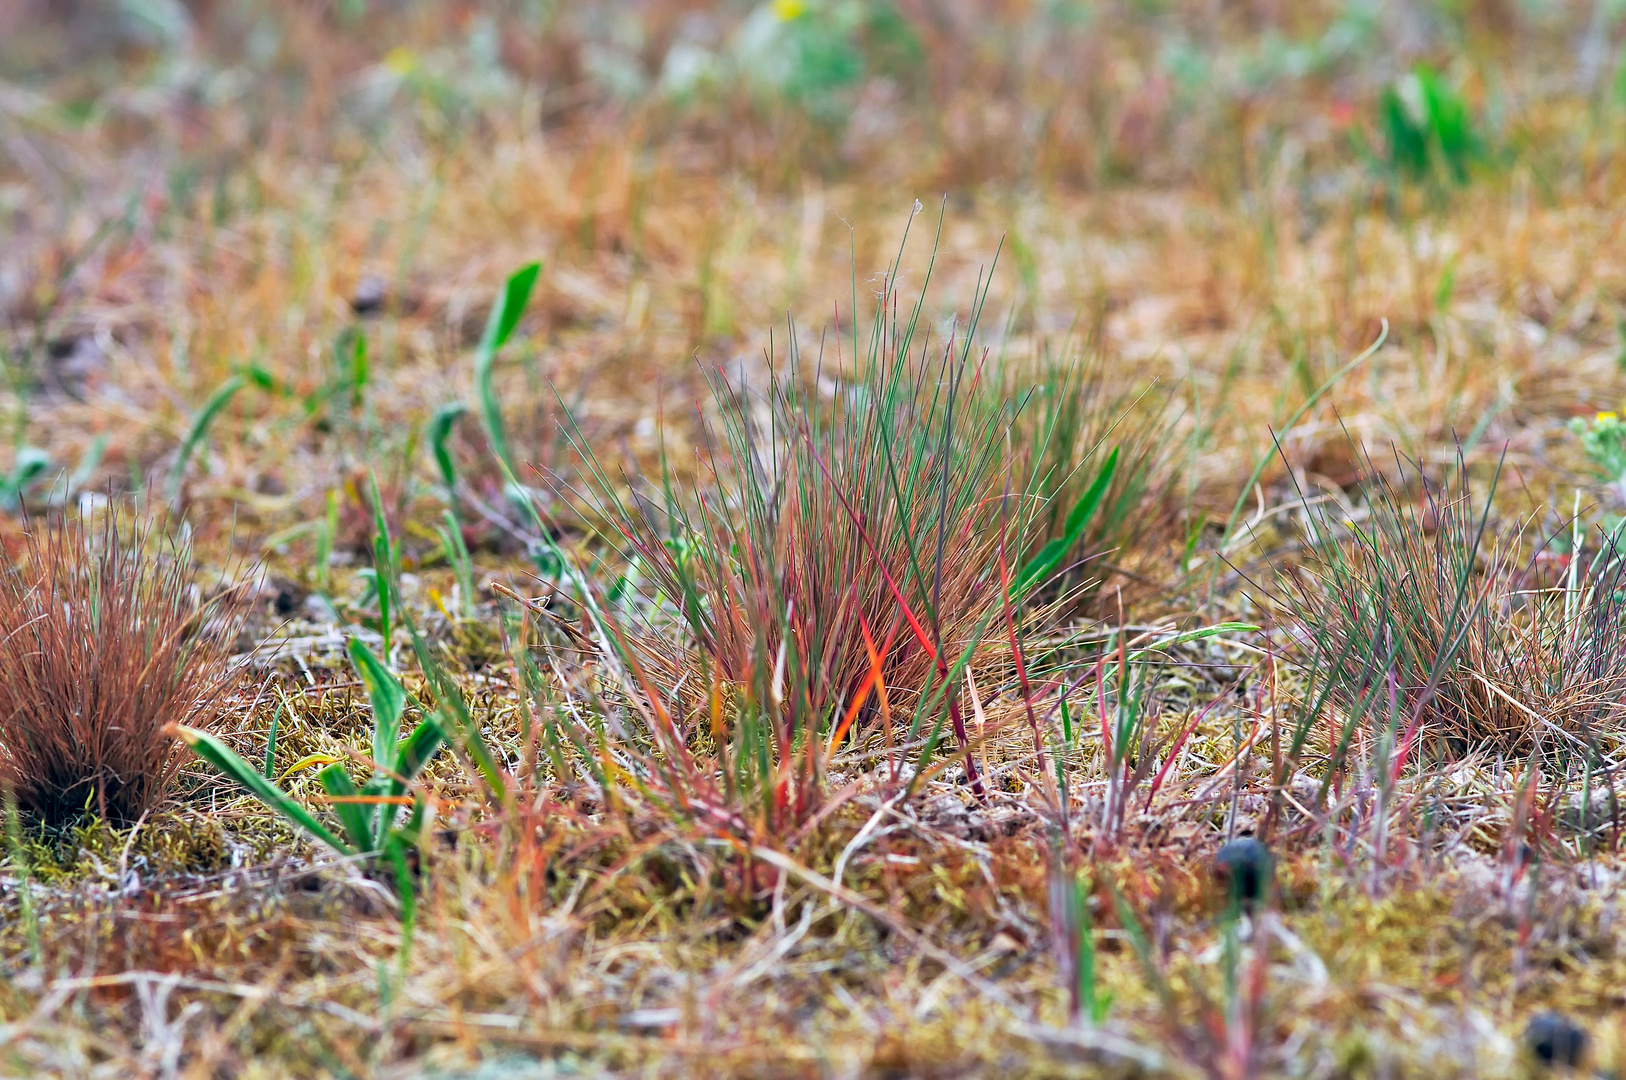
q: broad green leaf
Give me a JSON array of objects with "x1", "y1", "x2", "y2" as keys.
[
  {"x1": 380, "y1": 716, "x2": 445, "y2": 849},
  {"x1": 1017, "y1": 446, "x2": 1118, "y2": 591},
  {"x1": 1022, "y1": 538, "x2": 1066, "y2": 579},
  {"x1": 174, "y1": 725, "x2": 353, "y2": 856},
  {"x1": 391, "y1": 715, "x2": 446, "y2": 785},
  {"x1": 317, "y1": 763, "x2": 377, "y2": 854},
  {"x1": 483, "y1": 261, "x2": 541, "y2": 355},
  {"x1": 475, "y1": 261, "x2": 541, "y2": 479},
  {"x1": 1062, "y1": 446, "x2": 1118, "y2": 538},
  {"x1": 349, "y1": 637, "x2": 406, "y2": 766}
]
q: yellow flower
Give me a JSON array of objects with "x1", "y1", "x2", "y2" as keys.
[
  {"x1": 384, "y1": 47, "x2": 417, "y2": 77},
  {"x1": 773, "y1": 0, "x2": 809, "y2": 20},
  {"x1": 1598, "y1": 411, "x2": 1619, "y2": 423}
]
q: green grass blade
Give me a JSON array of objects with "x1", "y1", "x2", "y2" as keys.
[
  {"x1": 166, "y1": 373, "x2": 245, "y2": 507},
  {"x1": 349, "y1": 332, "x2": 369, "y2": 410},
  {"x1": 1018, "y1": 446, "x2": 1119, "y2": 591},
  {"x1": 385, "y1": 834, "x2": 417, "y2": 957},
  {"x1": 404, "y1": 617, "x2": 508, "y2": 805},
  {"x1": 1127, "y1": 622, "x2": 1259, "y2": 663},
  {"x1": 173, "y1": 724, "x2": 354, "y2": 856},
  {"x1": 368, "y1": 470, "x2": 395, "y2": 657},
  {"x1": 429, "y1": 401, "x2": 467, "y2": 493},
  {"x1": 379, "y1": 716, "x2": 445, "y2": 849},
  {"x1": 390, "y1": 715, "x2": 447, "y2": 786},
  {"x1": 263, "y1": 701, "x2": 281, "y2": 779}
]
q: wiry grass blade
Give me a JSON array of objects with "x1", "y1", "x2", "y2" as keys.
[
  {"x1": 0, "y1": 514, "x2": 245, "y2": 824},
  {"x1": 1282, "y1": 440, "x2": 1626, "y2": 769}
]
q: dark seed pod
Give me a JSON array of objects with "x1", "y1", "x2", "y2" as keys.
[
  {"x1": 1524, "y1": 1012, "x2": 1587, "y2": 1069},
  {"x1": 1214, "y1": 837, "x2": 1273, "y2": 909},
  {"x1": 351, "y1": 274, "x2": 387, "y2": 316}
]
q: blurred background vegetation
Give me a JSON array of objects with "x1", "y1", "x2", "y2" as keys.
[
  {"x1": 11, "y1": 0, "x2": 1618, "y2": 191},
  {"x1": 5, "y1": 0, "x2": 1626, "y2": 546}
]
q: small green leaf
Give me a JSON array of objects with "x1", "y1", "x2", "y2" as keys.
[
  {"x1": 380, "y1": 716, "x2": 445, "y2": 849},
  {"x1": 391, "y1": 715, "x2": 447, "y2": 784},
  {"x1": 428, "y1": 401, "x2": 467, "y2": 492},
  {"x1": 1, "y1": 447, "x2": 52, "y2": 510},
  {"x1": 349, "y1": 637, "x2": 406, "y2": 767},
  {"x1": 475, "y1": 261, "x2": 542, "y2": 479},
  {"x1": 245, "y1": 362, "x2": 280, "y2": 393},
  {"x1": 485, "y1": 262, "x2": 541, "y2": 354}
]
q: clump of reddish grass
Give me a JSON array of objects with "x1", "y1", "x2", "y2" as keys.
[
  {"x1": 561, "y1": 331, "x2": 1023, "y2": 827},
  {"x1": 0, "y1": 513, "x2": 246, "y2": 825},
  {"x1": 536, "y1": 228, "x2": 1108, "y2": 839}
]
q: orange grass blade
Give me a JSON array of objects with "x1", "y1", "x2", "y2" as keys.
[
  {"x1": 322, "y1": 795, "x2": 417, "y2": 807},
  {"x1": 828, "y1": 671, "x2": 876, "y2": 754}
]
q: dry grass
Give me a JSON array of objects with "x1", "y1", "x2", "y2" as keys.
[
  {"x1": 1282, "y1": 446, "x2": 1626, "y2": 763},
  {"x1": 0, "y1": 513, "x2": 245, "y2": 825},
  {"x1": 7, "y1": 2, "x2": 1626, "y2": 1078}
]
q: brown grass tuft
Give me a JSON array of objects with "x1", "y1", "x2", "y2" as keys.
[
  {"x1": 1284, "y1": 446, "x2": 1626, "y2": 762},
  {"x1": 0, "y1": 513, "x2": 245, "y2": 825}
]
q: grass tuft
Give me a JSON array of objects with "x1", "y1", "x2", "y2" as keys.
[
  {"x1": 537, "y1": 224, "x2": 1110, "y2": 835},
  {"x1": 1283, "y1": 445, "x2": 1626, "y2": 765},
  {"x1": 0, "y1": 513, "x2": 246, "y2": 826}
]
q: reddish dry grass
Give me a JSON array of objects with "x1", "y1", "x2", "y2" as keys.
[{"x1": 0, "y1": 514, "x2": 245, "y2": 825}]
